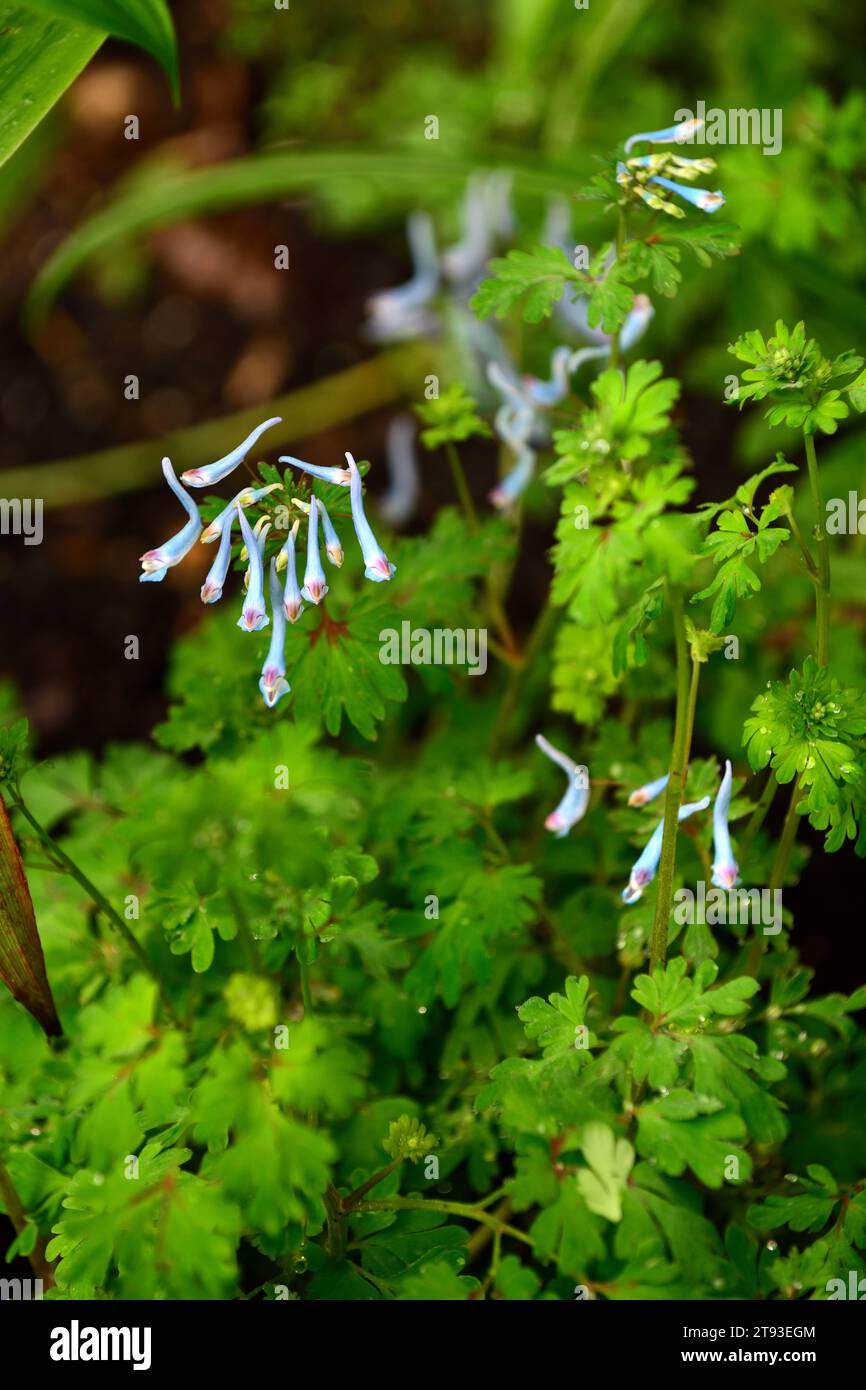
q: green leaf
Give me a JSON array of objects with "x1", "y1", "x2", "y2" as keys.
[
  {"x1": 576, "y1": 1122, "x2": 634, "y2": 1221},
  {"x1": 414, "y1": 383, "x2": 491, "y2": 449},
  {"x1": 19, "y1": 0, "x2": 179, "y2": 100},
  {"x1": 0, "y1": 6, "x2": 102, "y2": 169},
  {"x1": 636, "y1": 1091, "x2": 752, "y2": 1187},
  {"x1": 471, "y1": 245, "x2": 583, "y2": 323}
]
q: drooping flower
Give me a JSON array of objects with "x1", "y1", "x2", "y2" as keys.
[
  {"x1": 201, "y1": 506, "x2": 236, "y2": 604},
  {"x1": 567, "y1": 344, "x2": 612, "y2": 374},
  {"x1": 279, "y1": 455, "x2": 352, "y2": 487},
  {"x1": 624, "y1": 118, "x2": 704, "y2": 153},
  {"x1": 487, "y1": 362, "x2": 538, "y2": 508},
  {"x1": 535, "y1": 734, "x2": 590, "y2": 837},
  {"x1": 280, "y1": 520, "x2": 304, "y2": 624},
  {"x1": 346, "y1": 452, "x2": 396, "y2": 581},
  {"x1": 259, "y1": 559, "x2": 291, "y2": 709},
  {"x1": 646, "y1": 175, "x2": 724, "y2": 214},
  {"x1": 620, "y1": 294, "x2": 655, "y2": 351},
  {"x1": 181, "y1": 417, "x2": 282, "y2": 487},
  {"x1": 523, "y1": 346, "x2": 574, "y2": 407},
  {"x1": 236, "y1": 505, "x2": 269, "y2": 631},
  {"x1": 621, "y1": 796, "x2": 710, "y2": 904},
  {"x1": 139, "y1": 458, "x2": 202, "y2": 582},
  {"x1": 490, "y1": 446, "x2": 536, "y2": 511},
  {"x1": 201, "y1": 484, "x2": 281, "y2": 544},
  {"x1": 301, "y1": 496, "x2": 329, "y2": 604},
  {"x1": 442, "y1": 171, "x2": 513, "y2": 285},
  {"x1": 317, "y1": 499, "x2": 343, "y2": 567},
  {"x1": 379, "y1": 413, "x2": 420, "y2": 528},
  {"x1": 711, "y1": 759, "x2": 740, "y2": 889},
  {"x1": 366, "y1": 212, "x2": 440, "y2": 342},
  {"x1": 627, "y1": 772, "x2": 670, "y2": 807},
  {"x1": 617, "y1": 120, "x2": 724, "y2": 220}
]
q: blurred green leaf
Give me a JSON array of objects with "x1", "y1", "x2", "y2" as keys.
[
  {"x1": 19, "y1": 0, "x2": 179, "y2": 99},
  {"x1": 0, "y1": 5, "x2": 102, "y2": 168}
]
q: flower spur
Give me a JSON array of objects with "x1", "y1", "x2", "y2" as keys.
[
  {"x1": 181, "y1": 417, "x2": 282, "y2": 488},
  {"x1": 711, "y1": 759, "x2": 740, "y2": 889},
  {"x1": 259, "y1": 559, "x2": 291, "y2": 709},
  {"x1": 621, "y1": 796, "x2": 710, "y2": 903},
  {"x1": 236, "y1": 506, "x2": 269, "y2": 631},
  {"x1": 139, "y1": 458, "x2": 202, "y2": 582},
  {"x1": 346, "y1": 453, "x2": 396, "y2": 581},
  {"x1": 535, "y1": 734, "x2": 590, "y2": 837}
]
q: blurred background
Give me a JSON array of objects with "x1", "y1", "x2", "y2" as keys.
[{"x1": 0, "y1": 0, "x2": 865, "y2": 984}]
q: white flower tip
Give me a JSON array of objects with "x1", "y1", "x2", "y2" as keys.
[{"x1": 675, "y1": 117, "x2": 704, "y2": 141}]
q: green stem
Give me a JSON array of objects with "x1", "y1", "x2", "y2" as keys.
[
  {"x1": 739, "y1": 772, "x2": 778, "y2": 855},
  {"x1": 804, "y1": 431, "x2": 830, "y2": 666},
  {"x1": 648, "y1": 588, "x2": 700, "y2": 972},
  {"x1": 11, "y1": 791, "x2": 180, "y2": 1026},
  {"x1": 354, "y1": 1196, "x2": 533, "y2": 1248},
  {"x1": 768, "y1": 781, "x2": 801, "y2": 893},
  {"x1": 743, "y1": 779, "x2": 801, "y2": 978},
  {"x1": 607, "y1": 208, "x2": 628, "y2": 371},
  {"x1": 226, "y1": 888, "x2": 269, "y2": 978},
  {"x1": 445, "y1": 440, "x2": 479, "y2": 533},
  {"x1": 341, "y1": 1158, "x2": 404, "y2": 1211},
  {"x1": 298, "y1": 957, "x2": 313, "y2": 1015},
  {"x1": 0, "y1": 1155, "x2": 55, "y2": 1286}
]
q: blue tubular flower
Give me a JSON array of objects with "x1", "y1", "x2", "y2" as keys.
[
  {"x1": 524, "y1": 346, "x2": 573, "y2": 407},
  {"x1": 711, "y1": 759, "x2": 740, "y2": 889},
  {"x1": 236, "y1": 505, "x2": 269, "y2": 631},
  {"x1": 181, "y1": 417, "x2": 282, "y2": 488},
  {"x1": 366, "y1": 211, "x2": 440, "y2": 340},
  {"x1": 200, "y1": 506, "x2": 236, "y2": 604},
  {"x1": 279, "y1": 455, "x2": 351, "y2": 487},
  {"x1": 280, "y1": 520, "x2": 304, "y2": 624},
  {"x1": 566, "y1": 345, "x2": 610, "y2": 374},
  {"x1": 624, "y1": 118, "x2": 703, "y2": 152},
  {"x1": 346, "y1": 453, "x2": 396, "y2": 581},
  {"x1": 442, "y1": 174, "x2": 490, "y2": 285},
  {"x1": 259, "y1": 559, "x2": 290, "y2": 709},
  {"x1": 535, "y1": 734, "x2": 590, "y2": 838},
  {"x1": 379, "y1": 413, "x2": 420, "y2": 529},
  {"x1": 619, "y1": 294, "x2": 654, "y2": 352},
  {"x1": 317, "y1": 498, "x2": 343, "y2": 567},
  {"x1": 442, "y1": 172, "x2": 512, "y2": 286},
  {"x1": 627, "y1": 772, "x2": 670, "y2": 807},
  {"x1": 139, "y1": 458, "x2": 202, "y2": 582},
  {"x1": 647, "y1": 175, "x2": 725, "y2": 213},
  {"x1": 490, "y1": 445, "x2": 536, "y2": 511},
  {"x1": 301, "y1": 497, "x2": 329, "y2": 604},
  {"x1": 621, "y1": 796, "x2": 711, "y2": 904},
  {"x1": 201, "y1": 484, "x2": 280, "y2": 544}
]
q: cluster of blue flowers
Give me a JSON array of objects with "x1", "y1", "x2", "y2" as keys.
[
  {"x1": 366, "y1": 163, "x2": 664, "y2": 514},
  {"x1": 536, "y1": 735, "x2": 740, "y2": 902},
  {"x1": 616, "y1": 119, "x2": 725, "y2": 217},
  {"x1": 139, "y1": 419, "x2": 395, "y2": 708}
]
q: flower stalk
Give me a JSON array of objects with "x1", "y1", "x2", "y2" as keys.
[{"x1": 648, "y1": 587, "x2": 701, "y2": 971}]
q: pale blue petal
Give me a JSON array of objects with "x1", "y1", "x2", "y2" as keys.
[{"x1": 181, "y1": 417, "x2": 282, "y2": 487}]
